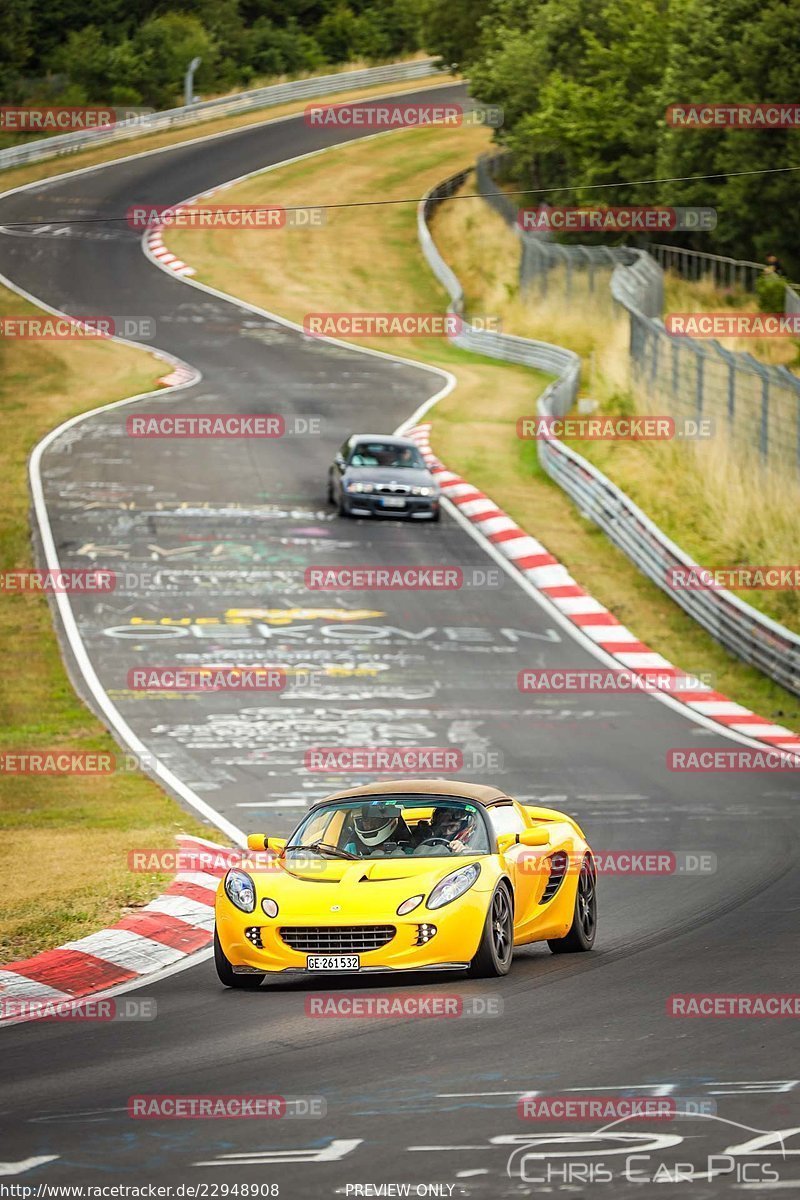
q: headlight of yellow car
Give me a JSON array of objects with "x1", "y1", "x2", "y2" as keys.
[
  {"x1": 224, "y1": 869, "x2": 256, "y2": 912},
  {"x1": 426, "y1": 863, "x2": 481, "y2": 910}
]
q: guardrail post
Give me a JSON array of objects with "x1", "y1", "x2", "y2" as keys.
[
  {"x1": 696, "y1": 352, "x2": 704, "y2": 419},
  {"x1": 651, "y1": 325, "x2": 660, "y2": 382},
  {"x1": 672, "y1": 337, "x2": 679, "y2": 396}
]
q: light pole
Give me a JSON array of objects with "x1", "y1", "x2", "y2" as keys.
[{"x1": 184, "y1": 57, "x2": 202, "y2": 106}]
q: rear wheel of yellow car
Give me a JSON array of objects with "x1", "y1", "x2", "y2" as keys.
[
  {"x1": 468, "y1": 884, "x2": 514, "y2": 977},
  {"x1": 214, "y1": 927, "x2": 265, "y2": 989},
  {"x1": 548, "y1": 855, "x2": 597, "y2": 953}
]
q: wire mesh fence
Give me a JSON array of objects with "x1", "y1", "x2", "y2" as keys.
[{"x1": 474, "y1": 153, "x2": 800, "y2": 477}]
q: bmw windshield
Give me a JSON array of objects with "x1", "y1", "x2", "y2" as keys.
[
  {"x1": 347, "y1": 442, "x2": 427, "y2": 470},
  {"x1": 285, "y1": 797, "x2": 491, "y2": 858}
]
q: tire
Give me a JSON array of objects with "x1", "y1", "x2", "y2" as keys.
[
  {"x1": 214, "y1": 927, "x2": 265, "y2": 989},
  {"x1": 431, "y1": 507, "x2": 441, "y2": 523},
  {"x1": 336, "y1": 491, "x2": 350, "y2": 517},
  {"x1": 468, "y1": 884, "x2": 514, "y2": 977},
  {"x1": 548, "y1": 855, "x2": 597, "y2": 953},
  {"x1": 326, "y1": 477, "x2": 334, "y2": 504}
]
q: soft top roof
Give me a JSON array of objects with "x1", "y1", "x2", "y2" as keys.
[{"x1": 320, "y1": 778, "x2": 511, "y2": 807}]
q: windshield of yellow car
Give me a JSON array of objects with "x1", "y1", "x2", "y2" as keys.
[{"x1": 285, "y1": 796, "x2": 491, "y2": 858}]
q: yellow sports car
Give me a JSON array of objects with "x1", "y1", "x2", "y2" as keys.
[{"x1": 214, "y1": 779, "x2": 597, "y2": 987}]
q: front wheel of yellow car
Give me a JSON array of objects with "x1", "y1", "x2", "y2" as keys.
[
  {"x1": 214, "y1": 928, "x2": 265, "y2": 989},
  {"x1": 468, "y1": 884, "x2": 514, "y2": 977},
  {"x1": 548, "y1": 855, "x2": 597, "y2": 953}
]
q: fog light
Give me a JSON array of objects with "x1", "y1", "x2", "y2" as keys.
[
  {"x1": 415, "y1": 923, "x2": 438, "y2": 945},
  {"x1": 244, "y1": 926, "x2": 263, "y2": 948}
]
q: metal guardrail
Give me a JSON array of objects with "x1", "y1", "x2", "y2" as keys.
[
  {"x1": 0, "y1": 59, "x2": 443, "y2": 171},
  {"x1": 646, "y1": 242, "x2": 765, "y2": 294},
  {"x1": 418, "y1": 166, "x2": 800, "y2": 697},
  {"x1": 418, "y1": 169, "x2": 580, "y2": 418}
]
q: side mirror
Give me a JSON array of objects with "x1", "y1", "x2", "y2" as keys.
[
  {"x1": 246, "y1": 834, "x2": 287, "y2": 852},
  {"x1": 496, "y1": 829, "x2": 550, "y2": 855},
  {"x1": 519, "y1": 828, "x2": 550, "y2": 848}
]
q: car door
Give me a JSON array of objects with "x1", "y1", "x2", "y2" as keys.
[{"x1": 487, "y1": 802, "x2": 544, "y2": 936}]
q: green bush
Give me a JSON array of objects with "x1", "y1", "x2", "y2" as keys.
[{"x1": 755, "y1": 271, "x2": 787, "y2": 313}]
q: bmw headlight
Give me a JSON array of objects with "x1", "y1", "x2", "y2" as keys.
[
  {"x1": 426, "y1": 863, "x2": 481, "y2": 910},
  {"x1": 411, "y1": 486, "x2": 436, "y2": 497},
  {"x1": 224, "y1": 869, "x2": 256, "y2": 913},
  {"x1": 346, "y1": 481, "x2": 374, "y2": 493}
]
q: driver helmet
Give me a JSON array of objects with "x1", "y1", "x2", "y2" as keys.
[
  {"x1": 354, "y1": 801, "x2": 399, "y2": 847},
  {"x1": 433, "y1": 805, "x2": 471, "y2": 840}
]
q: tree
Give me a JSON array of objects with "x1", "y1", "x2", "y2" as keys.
[
  {"x1": 0, "y1": 0, "x2": 33, "y2": 99},
  {"x1": 656, "y1": 0, "x2": 800, "y2": 273}
]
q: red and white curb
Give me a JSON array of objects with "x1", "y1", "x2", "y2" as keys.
[
  {"x1": 408, "y1": 423, "x2": 800, "y2": 757},
  {"x1": 0, "y1": 835, "x2": 231, "y2": 1017},
  {"x1": 157, "y1": 363, "x2": 197, "y2": 388},
  {"x1": 144, "y1": 208, "x2": 196, "y2": 279}
]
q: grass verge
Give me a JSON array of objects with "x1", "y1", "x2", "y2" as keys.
[
  {"x1": 0, "y1": 290, "x2": 217, "y2": 962},
  {"x1": 166, "y1": 130, "x2": 799, "y2": 734}
]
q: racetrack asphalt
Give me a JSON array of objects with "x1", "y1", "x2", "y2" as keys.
[{"x1": 0, "y1": 83, "x2": 798, "y2": 1193}]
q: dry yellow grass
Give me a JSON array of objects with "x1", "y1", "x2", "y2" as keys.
[{"x1": 664, "y1": 274, "x2": 800, "y2": 370}]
